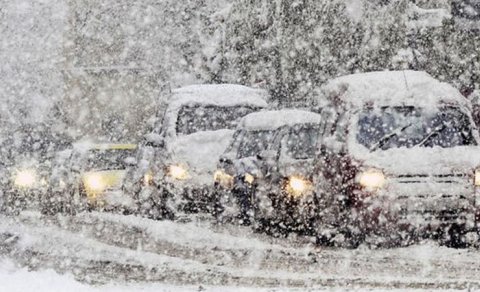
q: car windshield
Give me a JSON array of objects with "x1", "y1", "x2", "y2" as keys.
[
  {"x1": 357, "y1": 106, "x2": 476, "y2": 151},
  {"x1": 282, "y1": 125, "x2": 320, "y2": 159},
  {"x1": 176, "y1": 105, "x2": 258, "y2": 136},
  {"x1": 236, "y1": 130, "x2": 277, "y2": 158},
  {"x1": 84, "y1": 149, "x2": 136, "y2": 171}
]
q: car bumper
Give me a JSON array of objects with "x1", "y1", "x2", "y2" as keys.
[{"x1": 352, "y1": 183, "x2": 479, "y2": 233}]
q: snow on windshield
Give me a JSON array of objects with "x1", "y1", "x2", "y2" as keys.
[
  {"x1": 236, "y1": 130, "x2": 277, "y2": 159},
  {"x1": 357, "y1": 106, "x2": 476, "y2": 151}
]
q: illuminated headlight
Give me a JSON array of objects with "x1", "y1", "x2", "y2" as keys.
[
  {"x1": 244, "y1": 173, "x2": 255, "y2": 185},
  {"x1": 475, "y1": 169, "x2": 480, "y2": 186},
  {"x1": 143, "y1": 171, "x2": 153, "y2": 186},
  {"x1": 358, "y1": 169, "x2": 386, "y2": 189},
  {"x1": 14, "y1": 169, "x2": 37, "y2": 188},
  {"x1": 214, "y1": 169, "x2": 233, "y2": 189},
  {"x1": 168, "y1": 165, "x2": 189, "y2": 180},
  {"x1": 285, "y1": 176, "x2": 312, "y2": 197},
  {"x1": 83, "y1": 173, "x2": 106, "y2": 193}
]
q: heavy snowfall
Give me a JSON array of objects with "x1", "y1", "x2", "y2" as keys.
[{"x1": 2, "y1": 0, "x2": 480, "y2": 291}]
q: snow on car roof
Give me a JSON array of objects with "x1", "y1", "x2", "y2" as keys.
[
  {"x1": 72, "y1": 141, "x2": 137, "y2": 152},
  {"x1": 321, "y1": 70, "x2": 468, "y2": 109},
  {"x1": 239, "y1": 109, "x2": 322, "y2": 131},
  {"x1": 169, "y1": 84, "x2": 269, "y2": 109}
]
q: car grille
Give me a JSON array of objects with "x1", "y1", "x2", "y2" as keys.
[
  {"x1": 386, "y1": 173, "x2": 474, "y2": 223},
  {"x1": 394, "y1": 173, "x2": 471, "y2": 184}
]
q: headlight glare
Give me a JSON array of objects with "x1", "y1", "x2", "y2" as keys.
[
  {"x1": 475, "y1": 169, "x2": 480, "y2": 186},
  {"x1": 214, "y1": 169, "x2": 233, "y2": 189},
  {"x1": 286, "y1": 176, "x2": 312, "y2": 197},
  {"x1": 358, "y1": 169, "x2": 386, "y2": 189},
  {"x1": 14, "y1": 169, "x2": 37, "y2": 188},
  {"x1": 84, "y1": 174, "x2": 106, "y2": 192},
  {"x1": 244, "y1": 173, "x2": 255, "y2": 185},
  {"x1": 144, "y1": 171, "x2": 153, "y2": 186},
  {"x1": 168, "y1": 165, "x2": 189, "y2": 180}
]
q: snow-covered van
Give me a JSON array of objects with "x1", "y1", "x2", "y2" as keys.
[
  {"x1": 41, "y1": 142, "x2": 137, "y2": 215},
  {"x1": 214, "y1": 109, "x2": 322, "y2": 228},
  {"x1": 314, "y1": 70, "x2": 480, "y2": 246},
  {"x1": 129, "y1": 84, "x2": 268, "y2": 218}
]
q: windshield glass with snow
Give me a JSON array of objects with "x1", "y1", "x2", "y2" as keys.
[
  {"x1": 84, "y1": 149, "x2": 136, "y2": 171},
  {"x1": 357, "y1": 106, "x2": 476, "y2": 151},
  {"x1": 236, "y1": 130, "x2": 277, "y2": 158},
  {"x1": 176, "y1": 105, "x2": 258, "y2": 136},
  {"x1": 282, "y1": 125, "x2": 320, "y2": 159}
]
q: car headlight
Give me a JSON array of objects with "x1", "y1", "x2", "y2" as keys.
[
  {"x1": 168, "y1": 165, "x2": 189, "y2": 180},
  {"x1": 475, "y1": 169, "x2": 480, "y2": 186},
  {"x1": 83, "y1": 173, "x2": 106, "y2": 193},
  {"x1": 143, "y1": 171, "x2": 153, "y2": 186},
  {"x1": 14, "y1": 169, "x2": 37, "y2": 188},
  {"x1": 214, "y1": 169, "x2": 234, "y2": 189},
  {"x1": 285, "y1": 176, "x2": 312, "y2": 197},
  {"x1": 358, "y1": 169, "x2": 386, "y2": 189},
  {"x1": 244, "y1": 173, "x2": 255, "y2": 185}
]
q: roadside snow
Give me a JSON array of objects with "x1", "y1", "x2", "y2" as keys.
[{"x1": 0, "y1": 258, "x2": 307, "y2": 292}]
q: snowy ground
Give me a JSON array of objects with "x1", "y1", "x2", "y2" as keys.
[{"x1": 1, "y1": 211, "x2": 480, "y2": 291}]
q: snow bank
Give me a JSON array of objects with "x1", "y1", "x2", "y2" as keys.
[
  {"x1": 0, "y1": 259, "x2": 294, "y2": 292},
  {"x1": 240, "y1": 109, "x2": 322, "y2": 131}
]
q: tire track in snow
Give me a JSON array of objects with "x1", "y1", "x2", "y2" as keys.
[{"x1": 3, "y1": 212, "x2": 480, "y2": 289}]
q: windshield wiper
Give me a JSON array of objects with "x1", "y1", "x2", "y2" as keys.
[
  {"x1": 414, "y1": 123, "x2": 447, "y2": 148},
  {"x1": 369, "y1": 123, "x2": 413, "y2": 152}
]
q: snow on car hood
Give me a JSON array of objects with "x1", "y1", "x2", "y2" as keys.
[
  {"x1": 169, "y1": 129, "x2": 234, "y2": 181},
  {"x1": 351, "y1": 145, "x2": 480, "y2": 175}
]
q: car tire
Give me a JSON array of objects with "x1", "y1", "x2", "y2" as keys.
[
  {"x1": 138, "y1": 185, "x2": 175, "y2": 221},
  {"x1": 41, "y1": 190, "x2": 77, "y2": 216},
  {"x1": 443, "y1": 224, "x2": 468, "y2": 248}
]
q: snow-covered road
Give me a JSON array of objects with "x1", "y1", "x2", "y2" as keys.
[{"x1": 1, "y1": 211, "x2": 480, "y2": 290}]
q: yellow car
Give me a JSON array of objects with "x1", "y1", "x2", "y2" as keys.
[{"x1": 42, "y1": 142, "x2": 138, "y2": 215}]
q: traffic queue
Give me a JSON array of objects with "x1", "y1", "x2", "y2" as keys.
[{"x1": 6, "y1": 70, "x2": 480, "y2": 247}]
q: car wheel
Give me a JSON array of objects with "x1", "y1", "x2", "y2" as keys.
[
  {"x1": 41, "y1": 190, "x2": 78, "y2": 216},
  {"x1": 443, "y1": 224, "x2": 468, "y2": 248},
  {"x1": 138, "y1": 185, "x2": 175, "y2": 221}
]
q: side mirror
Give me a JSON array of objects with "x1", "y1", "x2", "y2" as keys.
[
  {"x1": 144, "y1": 133, "x2": 165, "y2": 148},
  {"x1": 322, "y1": 136, "x2": 345, "y2": 153}
]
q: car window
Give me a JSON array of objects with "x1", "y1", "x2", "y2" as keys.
[
  {"x1": 176, "y1": 105, "x2": 259, "y2": 136},
  {"x1": 280, "y1": 124, "x2": 320, "y2": 160},
  {"x1": 236, "y1": 129, "x2": 277, "y2": 159},
  {"x1": 83, "y1": 149, "x2": 137, "y2": 171},
  {"x1": 357, "y1": 106, "x2": 476, "y2": 150}
]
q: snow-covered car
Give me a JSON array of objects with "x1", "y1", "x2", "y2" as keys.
[
  {"x1": 0, "y1": 128, "x2": 71, "y2": 214},
  {"x1": 214, "y1": 109, "x2": 323, "y2": 230},
  {"x1": 125, "y1": 84, "x2": 269, "y2": 218},
  {"x1": 314, "y1": 70, "x2": 480, "y2": 246},
  {"x1": 41, "y1": 142, "x2": 137, "y2": 215}
]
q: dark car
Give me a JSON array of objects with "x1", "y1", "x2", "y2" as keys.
[{"x1": 214, "y1": 109, "x2": 324, "y2": 232}]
